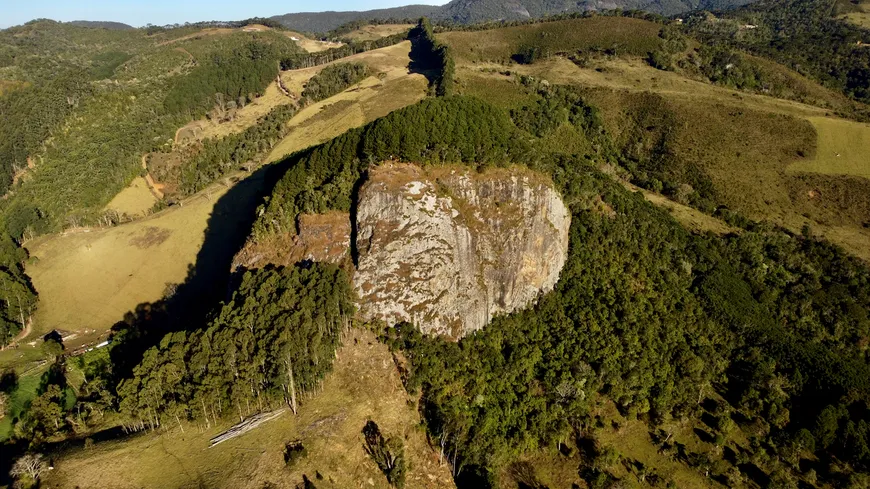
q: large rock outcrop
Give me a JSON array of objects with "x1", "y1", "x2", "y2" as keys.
[{"x1": 354, "y1": 163, "x2": 570, "y2": 338}]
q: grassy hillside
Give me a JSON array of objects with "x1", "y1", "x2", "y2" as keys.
[
  {"x1": 0, "y1": 21, "x2": 303, "y2": 237},
  {"x1": 340, "y1": 23, "x2": 415, "y2": 41},
  {"x1": 439, "y1": 16, "x2": 664, "y2": 64},
  {"x1": 66, "y1": 21, "x2": 134, "y2": 30},
  {"x1": 788, "y1": 116, "x2": 870, "y2": 180},
  {"x1": 434, "y1": 0, "x2": 759, "y2": 22},
  {"x1": 43, "y1": 329, "x2": 456, "y2": 489}
]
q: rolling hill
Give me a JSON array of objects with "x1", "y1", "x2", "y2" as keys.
[{"x1": 66, "y1": 20, "x2": 134, "y2": 30}]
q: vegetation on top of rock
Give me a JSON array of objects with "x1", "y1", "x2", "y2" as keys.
[{"x1": 253, "y1": 96, "x2": 526, "y2": 240}]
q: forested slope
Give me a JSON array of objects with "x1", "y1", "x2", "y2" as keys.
[
  {"x1": 0, "y1": 21, "x2": 304, "y2": 345},
  {"x1": 685, "y1": 0, "x2": 870, "y2": 104}
]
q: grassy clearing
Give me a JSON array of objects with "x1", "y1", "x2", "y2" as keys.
[
  {"x1": 841, "y1": 12, "x2": 870, "y2": 28},
  {"x1": 200, "y1": 82, "x2": 295, "y2": 140},
  {"x1": 281, "y1": 41, "x2": 419, "y2": 95},
  {"x1": 493, "y1": 397, "x2": 745, "y2": 489},
  {"x1": 486, "y1": 57, "x2": 834, "y2": 119},
  {"x1": 0, "y1": 345, "x2": 46, "y2": 375},
  {"x1": 171, "y1": 80, "x2": 296, "y2": 146},
  {"x1": 342, "y1": 24, "x2": 413, "y2": 42},
  {"x1": 105, "y1": 176, "x2": 158, "y2": 217},
  {"x1": 456, "y1": 73, "x2": 537, "y2": 109},
  {"x1": 156, "y1": 24, "x2": 275, "y2": 46},
  {"x1": 287, "y1": 32, "x2": 344, "y2": 53},
  {"x1": 44, "y1": 329, "x2": 455, "y2": 489},
  {"x1": 787, "y1": 116, "x2": 870, "y2": 179},
  {"x1": 0, "y1": 79, "x2": 28, "y2": 96},
  {"x1": 620, "y1": 181, "x2": 739, "y2": 236},
  {"x1": 595, "y1": 404, "x2": 728, "y2": 489},
  {"x1": 0, "y1": 364, "x2": 46, "y2": 441},
  {"x1": 574, "y1": 83, "x2": 870, "y2": 260},
  {"x1": 438, "y1": 17, "x2": 663, "y2": 64},
  {"x1": 23, "y1": 183, "x2": 232, "y2": 351},
  {"x1": 839, "y1": 0, "x2": 870, "y2": 28}
]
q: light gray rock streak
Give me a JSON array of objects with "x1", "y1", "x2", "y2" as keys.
[{"x1": 354, "y1": 163, "x2": 570, "y2": 338}]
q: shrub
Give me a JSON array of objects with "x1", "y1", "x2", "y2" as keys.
[
  {"x1": 284, "y1": 440, "x2": 307, "y2": 467},
  {"x1": 362, "y1": 421, "x2": 406, "y2": 488}
]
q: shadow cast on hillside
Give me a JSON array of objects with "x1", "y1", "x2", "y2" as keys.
[{"x1": 108, "y1": 157, "x2": 298, "y2": 381}]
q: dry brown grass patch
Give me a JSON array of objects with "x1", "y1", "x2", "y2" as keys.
[{"x1": 342, "y1": 24, "x2": 413, "y2": 42}]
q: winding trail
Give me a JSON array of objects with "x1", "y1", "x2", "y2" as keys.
[{"x1": 0, "y1": 319, "x2": 32, "y2": 351}]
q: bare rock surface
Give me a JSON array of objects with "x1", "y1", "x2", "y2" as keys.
[{"x1": 354, "y1": 163, "x2": 570, "y2": 338}]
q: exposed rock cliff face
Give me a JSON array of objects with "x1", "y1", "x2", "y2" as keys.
[{"x1": 354, "y1": 163, "x2": 570, "y2": 338}]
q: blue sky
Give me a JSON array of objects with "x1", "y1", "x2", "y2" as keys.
[{"x1": 0, "y1": 0, "x2": 448, "y2": 29}]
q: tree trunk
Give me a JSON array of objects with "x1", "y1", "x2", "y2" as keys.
[
  {"x1": 288, "y1": 358, "x2": 298, "y2": 415},
  {"x1": 201, "y1": 398, "x2": 210, "y2": 428}
]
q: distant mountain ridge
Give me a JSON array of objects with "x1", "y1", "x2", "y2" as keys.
[
  {"x1": 269, "y1": 5, "x2": 440, "y2": 34},
  {"x1": 269, "y1": 0, "x2": 759, "y2": 33}
]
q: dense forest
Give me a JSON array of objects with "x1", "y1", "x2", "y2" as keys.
[
  {"x1": 115, "y1": 264, "x2": 353, "y2": 431},
  {"x1": 162, "y1": 41, "x2": 284, "y2": 117},
  {"x1": 0, "y1": 235, "x2": 37, "y2": 346},
  {"x1": 0, "y1": 72, "x2": 92, "y2": 196},
  {"x1": 409, "y1": 18, "x2": 455, "y2": 96},
  {"x1": 685, "y1": 0, "x2": 870, "y2": 104}
]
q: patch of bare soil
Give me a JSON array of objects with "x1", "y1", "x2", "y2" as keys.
[{"x1": 128, "y1": 226, "x2": 173, "y2": 249}]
